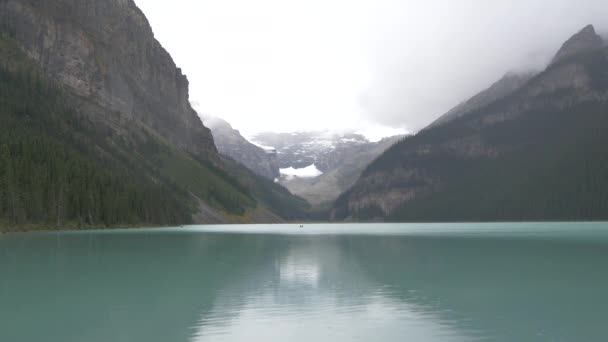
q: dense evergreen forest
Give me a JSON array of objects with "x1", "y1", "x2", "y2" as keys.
[
  {"x1": 334, "y1": 47, "x2": 608, "y2": 222},
  {"x1": 386, "y1": 102, "x2": 608, "y2": 222},
  {"x1": 0, "y1": 33, "x2": 308, "y2": 231},
  {"x1": 220, "y1": 156, "x2": 310, "y2": 220},
  {"x1": 0, "y1": 37, "x2": 195, "y2": 230}
]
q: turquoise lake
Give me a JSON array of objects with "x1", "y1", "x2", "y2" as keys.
[{"x1": 1, "y1": 222, "x2": 608, "y2": 341}]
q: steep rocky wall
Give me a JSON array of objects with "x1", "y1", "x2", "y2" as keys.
[
  {"x1": 0, "y1": 0, "x2": 218, "y2": 161},
  {"x1": 204, "y1": 116, "x2": 281, "y2": 180}
]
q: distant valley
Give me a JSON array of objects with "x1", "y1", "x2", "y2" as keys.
[{"x1": 206, "y1": 125, "x2": 403, "y2": 208}]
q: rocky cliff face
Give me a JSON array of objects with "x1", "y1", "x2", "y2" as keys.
[
  {"x1": 333, "y1": 25, "x2": 608, "y2": 221},
  {"x1": 252, "y1": 131, "x2": 375, "y2": 172},
  {"x1": 429, "y1": 72, "x2": 535, "y2": 128},
  {"x1": 251, "y1": 131, "x2": 403, "y2": 206},
  {"x1": 203, "y1": 116, "x2": 280, "y2": 180},
  {"x1": 551, "y1": 24, "x2": 604, "y2": 65},
  {"x1": 282, "y1": 135, "x2": 402, "y2": 207},
  {"x1": 0, "y1": 0, "x2": 313, "y2": 226},
  {"x1": 0, "y1": 0, "x2": 218, "y2": 161}
]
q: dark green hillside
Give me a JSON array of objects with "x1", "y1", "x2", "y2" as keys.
[
  {"x1": 0, "y1": 40, "x2": 193, "y2": 230},
  {"x1": 0, "y1": 31, "x2": 315, "y2": 231},
  {"x1": 0, "y1": 33, "x2": 309, "y2": 231},
  {"x1": 221, "y1": 156, "x2": 310, "y2": 220},
  {"x1": 387, "y1": 102, "x2": 608, "y2": 222},
  {"x1": 334, "y1": 25, "x2": 608, "y2": 222}
]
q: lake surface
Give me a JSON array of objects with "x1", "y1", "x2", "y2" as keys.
[{"x1": 2, "y1": 222, "x2": 608, "y2": 341}]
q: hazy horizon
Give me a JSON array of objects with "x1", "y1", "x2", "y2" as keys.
[{"x1": 136, "y1": 0, "x2": 608, "y2": 138}]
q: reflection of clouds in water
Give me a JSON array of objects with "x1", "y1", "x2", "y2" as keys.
[
  {"x1": 192, "y1": 294, "x2": 472, "y2": 342},
  {"x1": 190, "y1": 239, "x2": 477, "y2": 342},
  {"x1": 191, "y1": 289, "x2": 473, "y2": 342},
  {"x1": 279, "y1": 252, "x2": 320, "y2": 287}
]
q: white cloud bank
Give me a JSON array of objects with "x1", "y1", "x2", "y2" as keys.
[{"x1": 137, "y1": 0, "x2": 608, "y2": 133}]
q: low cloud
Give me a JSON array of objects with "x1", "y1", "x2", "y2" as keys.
[{"x1": 138, "y1": 0, "x2": 608, "y2": 133}]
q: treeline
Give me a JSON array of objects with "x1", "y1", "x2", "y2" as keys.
[
  {"x1": 386, "y1": 100, "x2": 608, "y2": 222},
  {"x1": 0, "y1": 32, "x2": 312, "y2": 230},
  {"x1": 0, "y1": 136, "x2": 191, "y2": 228},
  {"x1": 0, "y1": 47, "x2": 193, "y2": 230},
  {"x1": 336, "y1": 43, "x2": 608, "y2": 223},
  {"x1": 220, "y1": 156, "x2": 310, "y2": 219}
]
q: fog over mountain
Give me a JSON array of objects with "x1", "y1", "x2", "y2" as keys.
[{"x1": 136, "y1": 0, "x2": 608, "y2": 134}]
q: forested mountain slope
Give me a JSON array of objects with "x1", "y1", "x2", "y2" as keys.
[
  {"x1": 333, "y1": 25, "x2": 608, "y2": 222},
  {"x1": 0, "y1": 0, "x2": 308, "y2": 231}
]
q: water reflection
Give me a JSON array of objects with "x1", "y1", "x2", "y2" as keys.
[
  {"x1": 1, "y1": 225, "x2": 608, "y2": 342},
  {"x1": 191, "y1": 236, "x2": 475, "y2": 342}
]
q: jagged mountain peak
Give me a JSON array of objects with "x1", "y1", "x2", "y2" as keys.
[
  {"x1": 551, "y1": 24, "x2": 603, "y2": 65},
  {"x1": 202, "y1": 115, "x2": 236, "y2": 132},
  {"x1": 333, "y1": 23, "x2": 608, "y2": 222},
  {"x1": 202, "y1": 116, "x2": 281, "y2": 180}
]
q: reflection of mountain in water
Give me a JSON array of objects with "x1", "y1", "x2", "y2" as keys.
[
  {"x1": 2, "y1": 230, "x2": 608, "y2": 342},
  {"x1": 0, "y1": 232, "x2": 263, "y2": 342},
  {"x1": 191, "y1": 236, "x2": 473, "y2": 342},
  {"x1": 347, "y1": 236, "x2": 608, "y2": 341}
]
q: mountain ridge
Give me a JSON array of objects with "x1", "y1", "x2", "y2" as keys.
[
  {"x1": 551, "y1": 24, "x2": 604, "y2": 66},
  {"x1": 1, "y1": 0, "x2": 220, "y2": 163},
  {"x1": 0, "y1": 0, "x2": 308, "y2": 230},
  {"x1": 332, "y1": 24, "x2": 608, "y2": 222},
  {"x1": 252, "y1": 131, "x2": 403, "y2": 208},
  {"x1": 203, "y1": 115, "x2": 280, "y2": 180},
  {"x1": 428, "y1": 71, "x2": 536, "y2": 128}
]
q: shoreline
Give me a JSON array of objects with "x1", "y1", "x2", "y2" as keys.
[
  {"x1": 0, "y1": 223, "x2": 177, "y2": 234},
  {"x1": 4, "y1": 220, "x2": 608, "y2": 235}
]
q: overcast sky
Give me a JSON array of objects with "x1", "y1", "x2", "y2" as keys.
[{"x1": 136, "y1": 0, "x2": 608, "y2": 137}]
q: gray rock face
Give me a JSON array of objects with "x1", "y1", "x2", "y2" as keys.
[
  {"x1": 551, "y1": 25, "x2": 603, "y2": 66},
  {"x1": 203, "y1": 116, "x2": 280, "y2": 180},
  {"x1": 281, "y1": 135, "x2": 403, "y2": 206},
  {"x1": 333, "y1": 24, "x2": 608, "y2": 221},
  {"x1": 429, "y1": 72, "x2": 535, "y2": 128},
  {"x1": 252, "y1": 131, "x2": 403, "y2": 206},
  {"x1": 428, "y1": 25, "x2": 604, "y2": 131},
  {"x1": 252, "y1": 131, "x2": 373, "y2": 172},
  {"x1": 0, "y1": 0, "x2": 218, "y2": 161}
]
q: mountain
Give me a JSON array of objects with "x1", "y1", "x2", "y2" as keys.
[
  {"x1": 219, "y1": 156, "x2": 310, "y2": 221},
  {"x1": 550, "y1": 24, "x2": 604, "y2": 65},
  {"x1": 203, "y1": 116, "x2": 280, "y2": 180},
  {"x1": 252, "y1": 131, "x2": 376, "y2": 172},
  {"x1": 253, "y1": 132, "x2": 403, "y2": 207},
  {"x1": 429, "y1": 72, "x2": 535, "y2": 128},
  {"x1": 201, "y1": 116, "x2": 310, "y2": 220},
  {"x1": 1, "y1": 0, "x2": 217, "y2": 162},
  {"x1": 333, "y1": 25, "x2": 608, "y2": 222},
  {"x1": 281, "y1": 136, "x2": 402, "y2": 208},
  {"x1": 0, "y1": 0, "x2": 306, "y2": 230}
]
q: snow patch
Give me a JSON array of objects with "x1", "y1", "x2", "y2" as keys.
[
  {"x1": 340, "y1": 138, "x2": 365, "y2": 143},
  {"x1": 249, "y1": 140, "x2": 276, "y2": 152},
  {"x1": 280, "y1": 164, "x2": 323, "y2": 179}
]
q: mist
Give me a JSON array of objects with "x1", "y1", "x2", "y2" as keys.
[{"x1": 136, "y1": 0, "x2": 608, "y2": 135}]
